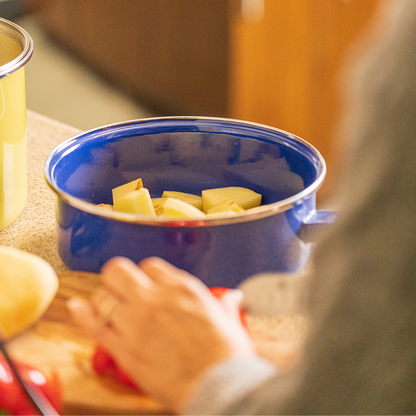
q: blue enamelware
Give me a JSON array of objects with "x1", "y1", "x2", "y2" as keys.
[{"x1": 44, "y1": 117, "x2": 335, "y2": 288}]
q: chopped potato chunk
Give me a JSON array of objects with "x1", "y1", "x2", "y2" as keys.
[
  {"x1": 161, "y1": 198, "x2": 206, "y2": 220},
  {"x1": 113, "y1": 188, "x2": 156, "y2": 217},
  {"x1": 0, "y1": 246, "x2": 58, "y2": 338},
  {"x1": 152, "y1": 197, "x2": 168, "y2": 216},
  {"x1": 162, "y1": 191, "x2": 203, "y2": 211},
  {"x1": 202, "y1": 187, "x2": 262, "y2": 213},
  {"x1": 207, "y1": 199, "x2": 244, "y2": 215},
  {"x1": 112, "y1": 178, "x2": 143, "y2": 203}
]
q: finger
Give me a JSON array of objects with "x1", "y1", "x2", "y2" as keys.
[
  {"x1": 95, "y1": 292, "x2": 138, "y2": 337},
  {"x1": 100, "y1": 256, "x2": 154, "y2": 300},
  {"x1": 67, "y1": 296, "x2": 126, "y2": 343},
  {"x1": 91, "y1": 286, "x2": 111, "y2": 310},
  {"x1": 139, "y1": 257, "x2": 205, "y2": 289},
  {"x1": 89, "y1": 287, "x2": 123, "y2": 326},
  {"x1": 67, "y1": 296, "x2": 103, "y2": 333},
  {"x1": 220, "y1": 289, "x2": 244, "y2": 320}
]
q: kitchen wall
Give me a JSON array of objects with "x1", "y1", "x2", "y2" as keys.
[{"x1": 32, "y1": 0, "x2": 382, "y2": 200}]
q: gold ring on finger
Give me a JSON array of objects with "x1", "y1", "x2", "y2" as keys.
[{"x1": 98, "y1": 293, "x2": 121, "y2": 326}]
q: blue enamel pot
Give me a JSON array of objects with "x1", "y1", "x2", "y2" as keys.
[{"x1": 44, "y1": 117, "x2": 335, "y2": 288}]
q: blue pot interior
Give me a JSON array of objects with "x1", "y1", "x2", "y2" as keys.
[{"x1": 47, "y1": 118, "x2": 323, "y2": 206}]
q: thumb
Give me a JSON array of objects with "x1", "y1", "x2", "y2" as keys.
[{"x1": 220, "y1": 289, "x2": 244, "y2": 319}]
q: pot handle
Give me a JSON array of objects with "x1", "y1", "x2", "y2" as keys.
[{"x1": 300, "y1": 210, "x2": 338, "y2": 243}]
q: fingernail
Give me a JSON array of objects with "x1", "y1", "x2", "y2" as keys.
[
  {"x1": 224, "y1": 289, "x2": 244, "y2": 303},
  {"x1": 66, "y1": 296, "x2": 84, "y2": 311}
]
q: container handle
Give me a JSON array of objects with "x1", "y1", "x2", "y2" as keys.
[{"x1": 300, "y1": 210, "x2": 338, "y2": 243}]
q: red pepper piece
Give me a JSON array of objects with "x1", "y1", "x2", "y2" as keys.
[
  {"x1": 91, "y1": 346, "x2": 143, "y2": 392},
  {"x1": 115, "y1": 367, "x2": 138, "y2": 389},
  {"x1": 91, "y1": 345, "x2": 117, "y2": 376},
  {"x1": 0, "y1": 356, "x2": 62, "y2": 416}
]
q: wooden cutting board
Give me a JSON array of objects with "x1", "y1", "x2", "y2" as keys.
[{"x1": 8, "y1": 271, "x2": 307, "y2": 415}]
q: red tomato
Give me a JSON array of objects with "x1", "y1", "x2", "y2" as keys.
[{"x1": 0, "y1": 357, "x2": 61, "y2": 415}]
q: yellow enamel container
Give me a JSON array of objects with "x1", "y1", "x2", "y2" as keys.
[{"x1": 0, "y1": 18, "x2": 33, "y2": 230}]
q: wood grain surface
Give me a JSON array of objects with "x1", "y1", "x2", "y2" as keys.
[{"x1": 8, "y1": 271, "x2": 307, "y2": 415}]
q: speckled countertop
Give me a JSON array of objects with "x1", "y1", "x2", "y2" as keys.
[{"x1": 0, "y1": 110, "x2": 81, "y2": 272}]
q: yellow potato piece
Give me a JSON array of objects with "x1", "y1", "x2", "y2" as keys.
[
  {"x1": 162, "y1": 191, "x2": 203, "y2": 211},
  {"x1": 207, "y1": 199, "x2": 244, "y2": 215},
  {"x1": 0, "y1": 246, "x2": 59, "y2": 339},
  {"x1": 112, "y1": 178, "x2": 143, "y2": 203},
  {"x1": 202, "y1": 187, "x2": 262, "y2": 213},
  {"x1": 161, "y1": 198, "x2": 206, "y2": 220},
  {"x1": 113, "y1": 188, "x2": 156, "y2": 217},
  {"x1": 152, "y1": 197, "x2": 168, "y2": 216}
]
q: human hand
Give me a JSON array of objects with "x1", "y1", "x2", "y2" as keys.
[{"x1": 67, "y1": 257, "x2": 256, "y2": 413}]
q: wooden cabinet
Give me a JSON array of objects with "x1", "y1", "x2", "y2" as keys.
[
  {"x1": 229, "y1": 0, "x2": 382, "y2": 198},
  {"x1": 35, "y1": 0, "x2": 381, "y2": 199},
  {"x1": 36, "y1": 0, "x2": 230, "y2": 116}
]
